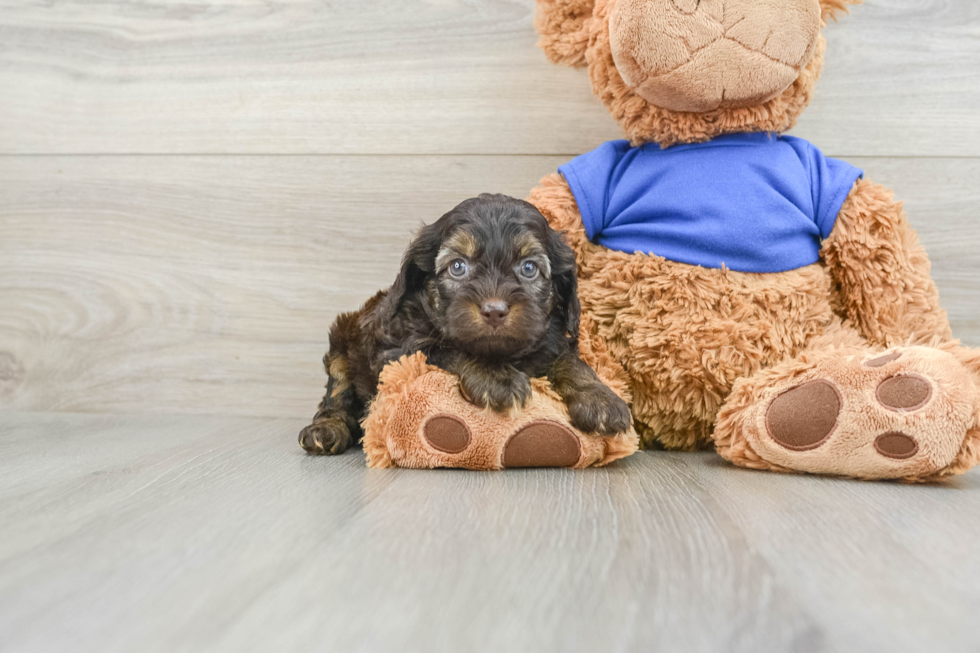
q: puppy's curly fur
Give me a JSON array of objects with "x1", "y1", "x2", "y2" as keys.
[{"x1": 300, "y1": 193, "x2": 632, "y2": 455}]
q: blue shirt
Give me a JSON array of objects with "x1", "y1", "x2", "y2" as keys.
[{"x1": 557, "y1": 133, "x2": 863, "y2": 273}]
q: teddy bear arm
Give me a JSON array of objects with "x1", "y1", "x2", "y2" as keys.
[
  {"x1": 821, "y1": 177, "x2": 952, "y2": 349},
  {"x1": 527, "y1": 172, "x2": 590, "y2": 257}
]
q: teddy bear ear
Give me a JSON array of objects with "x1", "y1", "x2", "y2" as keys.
[
  {"x1": 535, "y1": 0, "x2": 596, "y2": 68},
  {"x1": 820, "y1": 0, "x2": 862, "y2": 22}
]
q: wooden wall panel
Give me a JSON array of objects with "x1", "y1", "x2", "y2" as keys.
[
  {"x1": 1, "y1": 156, "x2": 976, "y2": 418},
  {"x1": 0, "y1": 0, "x2": 977, "y2": 156}
]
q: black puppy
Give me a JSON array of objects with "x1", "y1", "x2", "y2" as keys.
[{"x1": 299, "y1": 193, "x2": 632, "y2": 455}]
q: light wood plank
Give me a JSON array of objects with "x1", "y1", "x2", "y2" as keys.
[
  {"x1": 1, "y1": 411, "x2": 979, "y2": 652},
  {"x1": 1, "y1": 155, "x2": 977, "y2": 419},
  {"x1": 677, "y1": 455, "x2": 980, "y2": 652},
  {"x1": 0, "y1": 0, "x2": 977, "y2": 156}
]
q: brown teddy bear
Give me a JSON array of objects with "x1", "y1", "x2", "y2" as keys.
[{"x1": 523, "y1": 0, "x2": 980, "y2": 480}]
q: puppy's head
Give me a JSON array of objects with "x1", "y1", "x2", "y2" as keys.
[{"x1": 390, "y1": 193, "x2": 579, "y2": 359}]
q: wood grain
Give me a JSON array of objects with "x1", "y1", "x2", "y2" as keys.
[
  {"x1": 1, "y1": 1, "x2": 977, "y2": 649},
  {"x1": 1, "y1": 155, "x2": 977, "y2": 419},
  {"x1": 0, "y1": 0, "x2": 977, "y2": 157},
  {"x1": 1, "y1": 411, "x2": 978, "y2": 653}
]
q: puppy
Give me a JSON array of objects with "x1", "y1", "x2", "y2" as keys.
[{"x1": 299, "y1": 193, "x2": 632, "y2": 455}]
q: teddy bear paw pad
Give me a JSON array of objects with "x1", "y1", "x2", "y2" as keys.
[
  {"x1": 765, "y1": 380, "x2": 841, "y2": 451},
  {"x1": 502, "y1": 421, "x2": 582, "y2": 468}
]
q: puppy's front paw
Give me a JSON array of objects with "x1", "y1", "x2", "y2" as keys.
[
  {"x1": 459, "y1": 366, "x2": 532, "y2": 413},
  {"x1": 299, "y1": 417, "x2": 351, "y2": 455},
  {"x1": 566, "y1": 384, "x2": 632, "y2": 435}
]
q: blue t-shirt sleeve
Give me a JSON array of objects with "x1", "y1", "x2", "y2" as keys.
[
  {"x1": 786, "y1": 137, "x2": 864, "y2": 239},
  {"x1": 557, "y1": 140, "x2": 630, "y2": 241}
]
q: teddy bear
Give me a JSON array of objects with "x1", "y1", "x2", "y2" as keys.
[{"x1": 520, "y1": 0, "x2": 980, "y2": 481}]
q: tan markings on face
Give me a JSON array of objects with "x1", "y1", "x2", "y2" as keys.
[
  {"x1": 427, "y1": 278, "x2": 441, "y2": 311},
  {"x1": 435, "y1": 230, "x2": 478, "y2": 272},
  {"x1": 514, "y1": 233, "x2": 552, "y2": 278},
  {"x1": 515, "y1": 232, "x2": 544, "y2": 259},
  {"x1": 328, "y1": 355, "x2": 350, "y2": 397}
]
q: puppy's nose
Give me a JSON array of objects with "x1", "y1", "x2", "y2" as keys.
[{"x1": 480, "y1": 300, "x2": 510, "y2": 328}]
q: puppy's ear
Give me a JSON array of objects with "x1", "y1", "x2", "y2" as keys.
[
  {"x1": 548, "y1": 229, "x2": 581, "y2": 344},
  {"x1": 384, "y1": 221, "x2": 445, "y2": 317}
]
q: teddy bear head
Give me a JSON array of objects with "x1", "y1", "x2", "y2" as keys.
[{"x1": 536, "y1": 0, "x2": 860, "y2": 146}]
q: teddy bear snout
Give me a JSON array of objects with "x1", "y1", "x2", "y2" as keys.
[
  {"x1": 670, "y1": 0, "x2": 700, "y2": 14},
  {"x1": 609, "y1": 0, "x2": 822, "y2": 113}
]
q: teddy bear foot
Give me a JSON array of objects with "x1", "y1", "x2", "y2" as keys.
[
  {"x1": 716, "y1": 346, "x2": 980, "y2": 481},
  {"x1": 361, "y1": 352, "x2": 638, "y2": 470}
]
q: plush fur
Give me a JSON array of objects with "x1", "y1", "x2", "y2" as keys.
[
  {"x1": 821, "y1": 178, "x2": 952, "y2": 347},
  {"x1": 536, "y1": 0, "x2": 595, "y2": 68},
  {"x1": 529, "y1": 0, "x2": 980, "y2": 480}
]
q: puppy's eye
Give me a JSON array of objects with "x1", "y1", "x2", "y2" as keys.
[
  {"x1": 519, "y1": 260, "x2": 539, "y2": 279},
  {"x1": 449, "y1": 259, "x2": 468, "y2": 277}
]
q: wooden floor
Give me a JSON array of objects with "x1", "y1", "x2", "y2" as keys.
[
  {"x1": 2, "y1": 1, "x2": 980, "y2": 651},
  {"x1": 2, "y1": 411, "x2": 979, "y2": 653}
]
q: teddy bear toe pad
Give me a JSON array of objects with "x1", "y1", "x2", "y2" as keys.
[
  {"x1": 751, "y1": 347, "x2": 978, "y2": 479},
  {"x1": 876, "y1": 374, "x2": 933, "y2": 412},
  {"x1": 874, "y1": 432, "x2": 919, "y2": 460},
  {"x1": 423, "y1": 415, "x2": 471, "y2": 453},
  {"x1": 864, "y1": 351, "x2": 902, "y2": 368}
]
